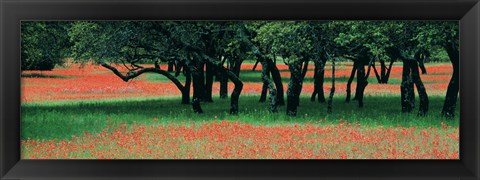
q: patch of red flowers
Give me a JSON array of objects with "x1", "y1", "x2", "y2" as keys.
[{"x1": 21, "y1": 120, "x2": 459, "y2": 159}]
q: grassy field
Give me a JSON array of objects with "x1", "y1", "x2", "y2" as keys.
[
  {"x1": 21, "y1": 95, "x2": 458, "y2": 141},
  {"x1": 20, "y1": 62, "x2": 460, "y2": 159}
]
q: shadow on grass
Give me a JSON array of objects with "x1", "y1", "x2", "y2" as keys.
[
  {"x1": 21, "y1": 95, "x2": 459, "y2": 140},
  {"x1": 21, "y1": 73, "x2": 74, "y2": 79},
  {"x1": 144, "y1": 70, "x2": 402, "y2": 84}
]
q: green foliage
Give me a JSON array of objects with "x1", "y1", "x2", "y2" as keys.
[
  {"x1": 23, "y1": 21, "x2": 457, "y2": 71},
  {"x1": 21, "y1": 21, "x2": 70, "y2": 70},
  {"x1": 254, "y1": 21, "x2": 314, "y2": 64},
  {"x1": 416, "y1": 21, "x2": 459, "y2": 49},
  {"x1": 69, "y1": 21, "x2": 173, "y2": 65}
]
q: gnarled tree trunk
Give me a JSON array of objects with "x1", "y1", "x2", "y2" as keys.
[
  {"x1": 311, "y1": 59, "x2": 326, "y2": 103},
  {"x1": 219, "y1": 72, "x2": 228, "y2": 99},
  {"x1": 259, "y1": 58, "x2": 277, "y2": 112},
  {"x1": 401, "y1": 60, "x2": 415, "y2": 113},
  {"x1": 267, "y1": 58, "x2": 285, "y2": 106},
  {"x1": 355, "y1": 63, "x2": 367, "y2": 108},
  {"x1": 384, "y1": 61, "x2": 394, "y2": 83},
  {"x1": 345, "y1": 61, "x2": 357, "y2": 102},
  {"x1": 286, "y1": 61, "x2": 303, "y2": 116},
  {"x1": 296, "y1": 60, "x2": 309, "y2": 107},
  {"x1": 181, "y1": 66, "x2": 191, "y2": 104},
  {"x1": 192, "y1": 62, "x2": 205, "y2": 102},
  {"x1": 204, "y1": 63, "x2": 214, "y2": 102},
  {"x1": 442, "y1": 44, "x2": 459, "y2": 118},
  {"x1": 327, "y1": 58, "x2": 335, "y2": 114},
  {"x1": 259, "y1": 66, "x2": 270, "y2": 102}
]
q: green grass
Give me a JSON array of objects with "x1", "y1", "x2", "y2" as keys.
[
  {"x1": 142, "y1": 70, "x2": 402, "y2": 84},
  {"x1": 21, "y1": 94, "x2": 459, "y2": 141},
  {"x1": 21, "y1": 73, "x2": 74, "y2": 79}
]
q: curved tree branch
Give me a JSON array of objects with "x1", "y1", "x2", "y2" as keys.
[{"x1": 100, "y1": 63, "x2": 185, "y2": 92}]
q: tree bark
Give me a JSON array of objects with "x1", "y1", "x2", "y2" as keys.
[
  {"x1": 418, "y1": 59, "x2": 427, "y2": 74},
  {"x1": 401, "y1": 60, "x2": 415, "y2": 113},
  {"x1": 327, "y1": 59, "x2": 335, "y2": 114},
  {"x1": 442, "y1": 44, "x2": 459, "y2": 118},
  {"x1": 410, "y1": 60, "x2": 429, "y2": 116},
  {"x1": 259, "y1": 67, "x2": 270, "y2": 102},
  {"x1": 356, "y1": 63, "x2": 367, "y2": 108},
  {"x1": 230, "y1": 57, "x2": 242, "y2": 77},
  {"x1": 219, "y1": 71, "x2": 228, "y2": 99},
  {"x1": 311, "y1": 59, "x2": 326, "y2": 103},
  {"x1": 181, "y1": 66, "x2": 191, "y2": 104},
  {"x1": 301, "y1": 60, "x2": 309, "y2": 81},
  {"x1": 204, "y1": 63, "x2": 214, "y2": 102},
  {"x1": 259, "y1": 58, "x2": 277, "y2": 112},
  {"x1": 372, "y1": 61, "x2": 382, "y2": 83},
  {"x1": 296, "y1": 60, "x2": 309, "y2": 107},
  {"x1": 286, "y1": 61, "x2": 302, "y2": 116},
  {"x1": 225, "y1": 67, "x2": 243, "y2": 115},
  {"x1": 192, "y1": 97, "x2": 203, "y2": 113},
  {"x1": 384, "y1": 61, "x2": 394, "y2": 83},
  {"x1": 192, "y1": 62, "x2": 205, "y2": 102},
  {"x1": 345, "y1": 61, "x2": 357, "y2": 103},
  {"x1": 268, "y1": 58, "x2": 285, "y2": 106}
]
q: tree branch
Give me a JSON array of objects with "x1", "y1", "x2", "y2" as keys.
[{"x1": 100, "y1": 63, "x2": 185, "y2": 92}]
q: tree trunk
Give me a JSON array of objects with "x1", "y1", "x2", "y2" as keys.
[
  {"x1": 252, "y1": 60, "x2": 260, "y2": 71},
  {"x1": 260, "y1": 59, "x2": 277, "y2": 112},
  {"x1": 401, "y1": 60, "x2": 415, "y2": 113},
  {"x1": 410, "y1": 60, "x2": 429, "y2": 116},
  {"x1": 356, "y1": 63, "x2": 367, "y2": 108},
  {"x1": 219, "y1": 72, "x2": 228, "y2": 99},
  {"x1": 355, "y1": 59, "x2": 373, "y2": 108},
  {"x1": 225, "y1": 68, "x2": 243, "y2": 115},
  {"x1": 268, "y1": 58, "x2": 285, "y2": 106},
  {"x1": 192, "y1": 98, "x2": 203, "y2": 113},
  {"x1": 384, "y1": 61, "x2": 394, "y2": 83},
  {"x1": 259, "y1": 67, "x2": 270, "y2": 102},
  {"x1": 345, "y1": 61, "x2": 357, "y2": 103},
  {"x1": 372, "y1": 61, "x2": 382, "y2": 83},
  {"x1": 192, "y1": 62, "x2": 205, "y2": 102},
  {"x1": 230, "y1": 58, "x2": 242, "y2": 77},
  {"x1": 442, "y1": 45, "x2": 459, "y2": 118},
  {"x1": 296, "y1": 60, "x2": 309, "y2": 107},
  {"x1": 181, "y1": 66, "x2": 191, "y2": 104},
  {"x1": 301, "y1": 60, "x2": 309, "y2": 81},
  {"x1": 204, "y1": 63, "x2": 214, "y2": 102},
  {"x1": 311, "y1": 62, "x2": 318, "y2": 101},
  {"x1": 380, "y1": 60, "x2": 387, "y2": 83},
  {"x1": 168, "y1": 62, "x2": 174, "y2": 72},
  {"x1": 189, "y1": 61, "x2": 204, "y2": 113},
  {"x1": 286, "y1": 62, "x2": 302, "y2": 116},
  {"x1": 205, "y1": 60, "x2": 243, "y2": 114},
  {"x1": 419, "y1": 59, "x2": 427, "y2": 74},
  {"x1": 175, "y1": 62, "x2": 183, "y2": 77},
  {"x1": 327, "y1": 59, "x2": 335, "y2": 114},
  {"x1": 311, "y1": 59, "x2": 326, "y2": 103}
]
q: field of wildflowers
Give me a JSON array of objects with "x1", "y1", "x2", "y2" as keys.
[{"x1": 20, "y1": 62, "x2": 459, "y2": 159}]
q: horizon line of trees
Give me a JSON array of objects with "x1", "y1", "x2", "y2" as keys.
[{"x1": 21, "y1": 21, "x2": 459, "y2": 118}]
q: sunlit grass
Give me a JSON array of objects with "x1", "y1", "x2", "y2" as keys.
[{"x1": 21, "y1": 94, "x2": 459, "y2": 141}]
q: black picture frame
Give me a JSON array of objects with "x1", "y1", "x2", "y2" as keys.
[{"x1": 1, "y1": 0, "x2": 479, "y2": 179}]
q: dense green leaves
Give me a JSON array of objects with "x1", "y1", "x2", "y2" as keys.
[{"x1": 21, "y1": 21, "x2": 70, "y2": 70}]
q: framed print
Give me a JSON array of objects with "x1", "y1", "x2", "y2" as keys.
[{"x1": 1, "y1": 0, "x2": 479, "y2": 179}]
